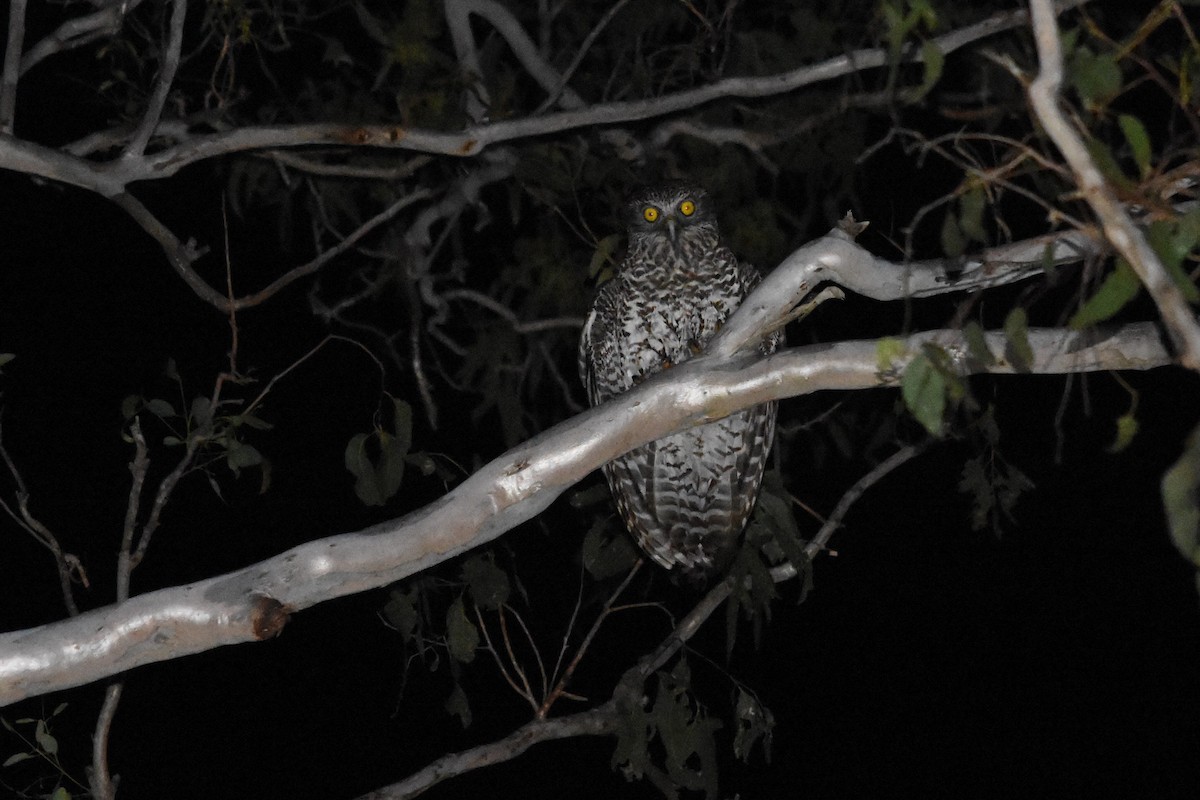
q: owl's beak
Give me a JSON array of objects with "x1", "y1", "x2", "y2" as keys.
[{"x1": 666, "y1": 215, "x2": 680, "y2": 250}]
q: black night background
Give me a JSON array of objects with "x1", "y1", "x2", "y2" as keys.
[{"x1": 1, "y1": 2, "x2": 1199, "y2": 799}]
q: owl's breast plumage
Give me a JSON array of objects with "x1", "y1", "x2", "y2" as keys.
[
  {"x1": 582, "y1": 240, "x2": 753, "y2": 401},
  {"x1": 578, "y1": 190, "x2": 780, "y2": 581}
]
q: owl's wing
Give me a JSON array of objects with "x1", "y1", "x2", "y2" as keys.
[{"x1": 578, "y1": 279, "x2": 620, "y2": 406}]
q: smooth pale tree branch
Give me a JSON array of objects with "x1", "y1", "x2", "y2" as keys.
[
  {"x1": 123, "y1": 0, "x2": 188, "y2": 159},
  {"x1": 1026, "y1": 0, "x2": 1200, "y2": 372},
  {"x1": 0, "y1": 1, "x2": 1090, "y2": 196},
  {"x1": 0, "y1": 135, "x2": 128, "y2": 195},
  {"x1": 0, "y1": 308, "x2": 1171, "y2": 706},
  {"x1": 0, "y1": 0, "x2": 26, "y2": 134},
  {"x1": 710, "y1": 224, "x2": 1104, "y2": 358},
  {"x1": 19, "y1": 1, "x2": 144, "y2": 76},
  {"x1": 138, "y1": 1, "x2": 1086, "y2": 171}
]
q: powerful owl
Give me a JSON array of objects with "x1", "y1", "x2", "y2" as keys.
[{"x1": 578, "y1": 184, "x2": 780, "y2": 581}]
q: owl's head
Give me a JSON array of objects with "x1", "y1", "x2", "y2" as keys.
[{"x1": 624, "y1": 183, "x2": 717, "y2": 248}]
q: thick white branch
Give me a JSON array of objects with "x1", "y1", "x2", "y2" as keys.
[{"x1": 0, "y1": 305, "x2": 1169, "y2": 706}]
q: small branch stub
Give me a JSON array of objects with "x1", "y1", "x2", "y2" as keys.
[{"x1": 251, "y1": 596, "x2": 289, "y2": 640}]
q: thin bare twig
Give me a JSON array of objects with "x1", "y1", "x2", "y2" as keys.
[
  {"x1": 537, "y1": 559, "x2": 645, "y2": 718},
  {"x1": 533, "y1": 0, "x2": 633, "y2": 114},
  {"x1": 19, "y1": 1, "x2": 144, "y2": 76},
  {"x1": 474, "y1": 604, "x2": 537, "y2": 710},
  {"x1": 0, "y1": 415, "x2": 83, "y2": 617}
]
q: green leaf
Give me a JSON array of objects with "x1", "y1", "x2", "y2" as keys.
[
  {"x1": 588, "y1": 233, "x2": 622, "y2": 282},
  {"x1": 581, "y1": 518, "x2": 639, "y2": 579},
  {"x1": 49, "y1": 788, "x2": 72, "y2": 800},
  {"x1": 1108, "y1": 412, "x2": 1139, "y2": 453},
  {"x1": 377, "y1": 431, "x2": 407, "y2": 501},
  {"x1": 901, "y1": 351, "x2": 946, "y2": 436},
  {"x1": 120, "y1": 394, "x2": 142, "y2": 420},
  {"x1": 2, "y1": 752, "x2": 33, "y2": 767},
  {"x1": 733, "y1": 689, "x2": 775, "y2": 764},
  {"x1": 405, "y1": 452, "x2": 437, "y2": 476},
  {"x1": 344, "y1": 433, "x2": 383, "y2": 506},
  {"x1": 0, "y1": 353, "x2": 14, "y2": 368},
  {"x1": 190, "y1": 396, "x2": 213, "y2": 428},
  {"x1": 226, "y1": 440, "x2": 263, "y2": 469},
  {"x1": 1118, "y1": 114, "x2": 1152, "y2": 178},
  {"x1": 257, "y1": 458, "x2": 272, "y2": 494},
  {"x1": 940, "y1": 209, "x2": 966, "y2": 257},
  {"x1": 34, "y1": 719, "x2": 57, "y2": 755},
  {"x1": 382, "y1": 588, "x2": 419, "y2": 640},
  {"x1": 1041, "y1": 241, "x2": 1060, "y2": 284},
  {"x1": 445, "y1": 597, "x2": 478, "y2": 664},
  {"x1": 1085, "y1": 139, "x2": 1135, "y2": 190},
  {"x1": 650, "y1": 663, "x2": 722, "y2": 799},
  {"x1": 145, "y1": 398, "x2": 176, "y2": 419},
  {"x1": 1069, "y1": 46, "x2": 1122, "y2": 107},
  {"x1": 959, "y1": 455, "x2": 993, "y2": 532},
  {"x1": 234, "y1": 413, "x2": 274, "y2": 431},
  {"x1": 1147, "y1": 215, "x2": 1200, "y2": 303},
  {"x1": 1003, "y1": 308, "x2": 1034, "y2": 372},
  {"x1": 570, "y1": 483, "x2": 612, "y2": 509},
  {"x1": 207, "y1": 473, "x2": 225, "y2": 503},
  {"x1": 444, "y1": 682, "x2": 473, "y2": 729},
  {"x1": 876, "y1": 336, "x2": 906, "y2": 374},
  {"x1": 390, "y1": 397, "x2": 414, "y2": 455},
  {"x1": 958, "y1": 185, "x2": 987, "y2": 244},
  {"x1": 1070, "y1": 258, "x2": 1141, "y2": 328},
  {"x1": 963, "y1": 321, "x2": 995, "y2": 367},
  {"x1": 1162, "y1": 423, "x2": 1200, "y2": 568},
  {"x1": 917, "y1": 41, "x2": 944, "y2": 99},
  {"x1": 461, "y1": 555, "x2": 510, "y2": 611}
]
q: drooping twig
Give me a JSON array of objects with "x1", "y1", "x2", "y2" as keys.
[
  {"x1": 537, "y1": 559, "x2": 645, "y2": 718},
  {"x1": 0, "y1": 413, "x2": 83, "y2": 617}
]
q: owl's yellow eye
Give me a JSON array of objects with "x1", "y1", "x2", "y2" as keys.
[
  {"x1": 642, "y1": 206, "x2": 659, "y2": 223},
  {"x1": 679, "y1": 200, "x2": 696, "y2": 217}
]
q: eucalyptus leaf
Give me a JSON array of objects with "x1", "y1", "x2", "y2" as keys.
[
  {"x1": 1003, "y1": 308, "x2": 1034, "y2": 372},
  {"x1": 1118, "y1": 114, "x2": 1152, "y2": 178},
  {"x1": 901, "y1": 352, "x2": 946, "y2": 436},
  {"x1": 445, "y1": 597, "x2": 479, "y2": 664},
  {"x1": 1162, "y1": 423, "x2": 1200, "y2": 568},
  {"x1": 1070, "y1": 259, "x2": 1141, "y2": 329},
  {"x1": 461, "y1": 555, "x2": 510, "y2": 611}
]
